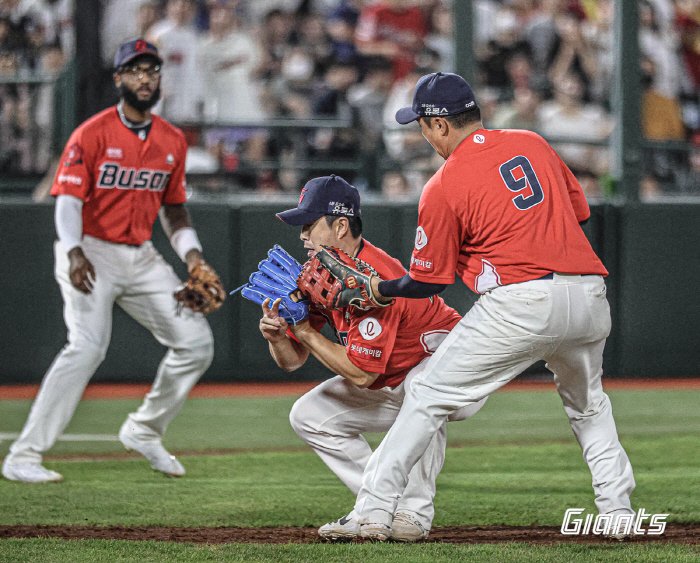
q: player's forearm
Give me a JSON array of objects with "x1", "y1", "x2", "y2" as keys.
[
  {"x1": 375, "y1": 274, "x2": 446, "y2": 300},
  {"x1": 292, "y1": 327, "x2": 378, "y2": 387},
  {"x1": 269, "y1": 338, "x2": 308, "y2": 372},
  {"x1": 54, "y1": 194, "x2": 83, "y2": 252},
  {"x1": 161, "y1": 204, "x2": 204, "y2": 266}
]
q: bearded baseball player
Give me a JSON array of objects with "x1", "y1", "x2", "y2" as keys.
[
  {"x1": 329, "y1": 72, "x2": 635, "y2": 540},
  {"x1": 257, "y1": 175, "x2": 486, "y2": 541},
  {"x1": 2, "y1": 39, "x2": 224, "y2": 483}
]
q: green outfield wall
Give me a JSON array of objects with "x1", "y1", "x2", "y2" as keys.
[{"x1": 1, "y1": 199, "x2": 698, "y2": 383}]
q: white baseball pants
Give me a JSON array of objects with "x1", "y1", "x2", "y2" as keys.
[
  {"x1": 355, "y1": 274, "x2": 635, "y2": 525},
  {"x1": 290, "y1": 360, "x2": 487, "y2": 529},
  {"x1": 6, "y1": 236, "x2": 214, "y2": 465}
]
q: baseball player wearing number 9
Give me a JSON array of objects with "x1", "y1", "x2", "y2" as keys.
[
  {"x1": 259, "y1": 175, "x2": 487, "y2": 542},
  {"x1": 348, "y1": 72, "x2": 636, "y2": 541},
  {"x1": 2, "y1": 39, "x2": 222, "y2": 483}
]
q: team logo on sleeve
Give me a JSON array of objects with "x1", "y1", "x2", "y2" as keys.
[
  {"x1": 64, "y1": 143, "x2": 83, "y2": 167},
  {"x1": 358, "y1": 318, "x2": 382, "y2": 341},
  {"x1": 414, "y1": 226, "x2": 428, "y2": 250},
  {"x1": 411, "y1": 255, "x2": 433, "y2": 271}
]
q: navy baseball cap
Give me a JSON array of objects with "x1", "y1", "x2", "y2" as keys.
[
  {"x1": 114, "y1": 38, "x2": 162, "y2": 70},
  {"x1": 395, "y1": 72, "x2": 477, "y2": 124},
  {"x1": 277, "y1": 175, "x2": 360, "y2": 226}
]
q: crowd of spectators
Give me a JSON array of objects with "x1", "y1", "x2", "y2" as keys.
[
  {"x1": 5, "y1": 0, "x2": 700, "y2": 199},
  {"x1": 0, "y1": 0, "x2": 72, "y2": 174}
]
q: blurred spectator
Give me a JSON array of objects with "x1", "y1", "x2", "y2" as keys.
[
  {"x1": 537, "y1": 72, "x2": 612, "y2": 198},
  {"x1": 547, "y1": 8, "x2": 599, "y2": 101},
  {"x1": 327, "y1": 3, "x2": 359, "y2": 64},
  {"x1": 34, "y1": 43, "x2": 65, "y2": 170},
  {"x1": 199, "y1": 2, "x2": 265, "y2": 122},
  {"x1": 425, "y1": 1, "x2": 453, "y2": 72},
  {"x1": 381, "y1": 170, "x2": 411, "y2": 195},
  {"x1": 347, "y1": 56, "x2": 394, "y2": 151},
  {"x1": 147, "y1": 0, "x2": 204, "y2": 122},
  {"x1": 101, "y1": 0, "x2": 158, "y2": 66},
  {"x1": 639, "y1": 0, "x2": 685, "y2": 141},
  {"x1": 355, "y1": 0, "x2": 427, "y2": 80},
  {"x1": 382, "y1": 66, "x2": 440, "y2": 192},
  {"x1": 477, "y1": 7, "x2": 531, "y2": 91},
  {"x1": 490, "y1": 86, "x2": 541, "y2": 131},
  {"x1": 0, "y1": 50, "x2": 31, "y2": 171}
]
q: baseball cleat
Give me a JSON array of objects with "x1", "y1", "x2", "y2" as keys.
[
  {"x1": 359, "y1": 522, "x2": 392, "y2": 542},
  {"x1": 318, "y1": 512, "x2": 359, "y2": 540},
  {"x1": 118, "y1": 425, "x2": 185, "y2": 477},
  {"x1": 2, "y1": 461, "x2": 63, "y2": 483},
  {"x1": 391, "y1": 512, "x2": 429, "y2": 542}
]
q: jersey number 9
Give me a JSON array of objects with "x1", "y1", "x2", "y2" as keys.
[{"x1": 499, "y1": 156, "x2": 544, "y2": 211}]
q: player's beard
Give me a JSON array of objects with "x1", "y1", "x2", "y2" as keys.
[{"x1": 120, "y1": 83, "x2": 161, "y2": 113}]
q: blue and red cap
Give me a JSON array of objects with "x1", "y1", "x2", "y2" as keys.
[
  {"x1": 114, "y1": 38, "x2": 162, "y2": 70},
  {"x1": 277, "y1": 175, "x2": 360, "y2": 226},
  {"x1": 395, "y1": 72, "x2": 477, "y2": 124}
]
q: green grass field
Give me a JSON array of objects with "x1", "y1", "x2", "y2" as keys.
[{"x1": 1, "y1": 386, "x2": 699, "y2": 562}]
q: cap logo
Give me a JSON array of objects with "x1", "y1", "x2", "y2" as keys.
[
  {"x1": 135, "y1": 40, "x2": 148, "y2": 52},
  {"x1": 299, "y1": 187, "x2": 308, "y2": 204},
  {"x1": 465, "y1": 101, "x2": 475, "y2": 109}
]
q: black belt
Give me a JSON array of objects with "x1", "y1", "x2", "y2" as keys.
[{"x1": 537, "y1": 273, "x2": 597, "y2": 280}]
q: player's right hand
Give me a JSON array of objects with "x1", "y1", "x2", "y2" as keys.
[
  {"x1": 260, "y1": 298, "x2": 289, "y2": 343},
  {"x1": 68, "y1": 247, "x2": 96, "y2": 294}
]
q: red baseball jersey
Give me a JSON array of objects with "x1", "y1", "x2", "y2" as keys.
[
  {"x1": 50, "y1": 106, "x2": 188, "y2": 246},
  {"x1": 409, "y1": 129, "x2": 608, "y2": 293},
  {"x1": 292, "y1": 240, "x2": 461, "y2": 391}
]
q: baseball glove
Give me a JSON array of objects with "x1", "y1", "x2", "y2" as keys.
[
  {"x1": 233, "y1": 245, "x2": 309, "y2": 325},
  {"x1": 297, "y1": 246, "x2": 393, "y2": 311},
  {"x1": 174, "y1": 262, "x2": 226, "y2": 315}
]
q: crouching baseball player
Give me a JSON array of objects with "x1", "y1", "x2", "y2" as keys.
[
  {"x1": 254, "y1": 175, "x2": 486, "y2": 541},
  {"x1": 2, "y1": 39, "x2": 225, "y2": 483}
]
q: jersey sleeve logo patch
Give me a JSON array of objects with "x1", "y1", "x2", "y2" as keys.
[
  {"x1": 64, "y1": 143, "x2": 83, "y2": 167},
  {"x1": 414, "y1": 226, "x2": 428, "y2": 250},
  {"x1": 410, "y1": 255, "x2": 433, "y2": 271},
  {"x1": 358, "y1": 317, "x2": 382, "y2": 341}
]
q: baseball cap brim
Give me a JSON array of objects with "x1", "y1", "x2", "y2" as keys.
[
  {"x1": 276, "y1": 208, "x2": 326, "y2": 226},
  {"x1": 396, "y1": 106, "x2": 421, "y2": 125}
]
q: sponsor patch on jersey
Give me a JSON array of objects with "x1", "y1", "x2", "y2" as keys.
[
  {"x1": 166, "y1": 153, "x2": 174, "y2": 165},
  {"x1": 411, "y1": 255, "x2": 433, "y2": 271},
  {"x1": 358, "y1": 317, "x2": 382, "y2": 341},
  {"x1": 414, "y1": 226, "x2": 428, "y2": 250},
  {"x1": 107, "y1": 147, "x2": 123, "y2": 159},
  {"x1": 474, "y1": 134, "x2": 485, "y2": 144},
  {"x1": 348, "y1": 343, "x2": 382, "y2": 358},
  {"x1": 64, "y1": 143, "x2": 83, "y2": 167},
  {"x1": 57, "y1": 174, "x2": 83, "y2": 185}
]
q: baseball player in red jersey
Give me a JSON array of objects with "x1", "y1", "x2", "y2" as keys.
[
  {"x1": 349, "y1": 73, "x2": 636, "y2": 540},
  {"x1": 259, "y1": 175, "x2": 486, "y2": 541},
  {"x1": 2, "y1": 39, "x2": 216, "y2": 483}
]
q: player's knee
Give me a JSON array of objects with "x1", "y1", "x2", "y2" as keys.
[
  {"x1": 66, "y1": 337, "x2": 109, "y2": 366},
  {"x1": 289, "y1": 396, "x2": 317, "y2": 440},
  {"x1": 176, "y1": 326, "x2": 214, "y2": 366}
]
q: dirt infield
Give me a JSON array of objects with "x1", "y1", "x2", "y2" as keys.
[
  {"x1": 3, "y1": 378, "x2": 700, "y2": 401},
  {"x1": 1, "y1": 523, "x2": 698, "y2": 545}
]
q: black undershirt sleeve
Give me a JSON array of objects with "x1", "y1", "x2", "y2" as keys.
[{"x1": 378, "y1": 274, "x2": 447, "y2": 299}]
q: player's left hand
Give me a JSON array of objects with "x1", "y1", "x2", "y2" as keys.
[{"x1": 174, "y1": 261, "x2": 226, "y2": 315}]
